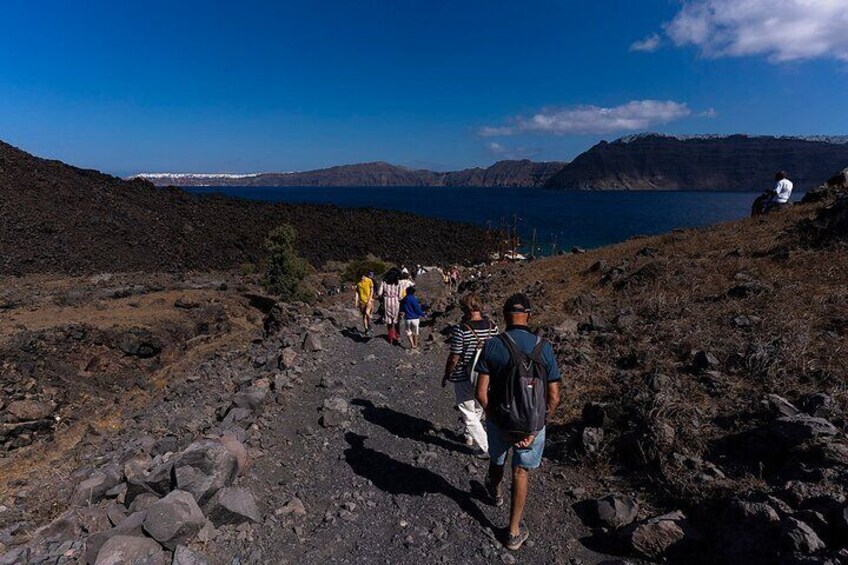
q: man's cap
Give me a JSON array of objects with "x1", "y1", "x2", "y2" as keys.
[
  {"x1": 503, "y1": 293, "x2": 532, "y2": 314},
  {"x1": 367, "y1": 271, "x2": 375, "y2": 277}
]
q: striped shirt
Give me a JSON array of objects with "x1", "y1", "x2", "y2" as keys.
[{"x1": 449, "y1": 318, "x2": 499, "y2": 382}]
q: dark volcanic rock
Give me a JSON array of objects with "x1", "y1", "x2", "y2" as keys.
[
  {"x1": 593, "y1": 494, "x2": 639, "y2": 529},
  {"x1": 93, "y1": 535, "x2": 167, "y2": 565},
  {"x1": 173, "y1": 440, "x2": 238, "y2": 505},
  {"x1": 142, "y1": 490, "x2": 206, "y2": 550},
  {"x1": 0, "y1": 141, "x2": 493, "y2": 275},
  {"x1": 203, "y1": 487, "x2": 261, "y2": 526},
  {"x1": 769, "y1": 415, "x2": 839, "y2": 448}
]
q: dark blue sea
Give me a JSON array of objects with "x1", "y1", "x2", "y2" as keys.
[{"x1": 185, "y1": 186, "x2": 778, "y2": 253}]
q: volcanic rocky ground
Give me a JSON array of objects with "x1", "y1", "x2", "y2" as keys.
[{"x1": 1, "y1": 170, "x2": 848, "y2": 564}]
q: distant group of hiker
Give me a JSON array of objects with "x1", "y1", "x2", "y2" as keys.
[
  {"x1": 355, "y1": 266, "x2": 424, "y2": 349},
  {"x1": 353, "y1": 263, "x2": 559, "y2": 551},
  {"x1": 751, "y1": 171, "x2": 794, "y2": 217}
]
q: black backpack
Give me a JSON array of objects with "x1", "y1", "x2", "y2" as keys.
[{"x1": 488, "y1": 332, "x2": 548, "y2": 435}]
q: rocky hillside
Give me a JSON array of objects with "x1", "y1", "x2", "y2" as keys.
[
  {"x1": 546, "y1": 133, "x2": 848, "y2": 191},
  {"x1": 0, "y1": 141, "x2": 493, "y2": 275},
  {"x1": 133, "y1": 160, "x2": 566, "y2": 188}
]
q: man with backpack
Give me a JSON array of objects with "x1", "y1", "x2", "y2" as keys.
[
  {"x1": 475, "y1": 293, "x2": 561, "y2": 551},
  {"x1": 442, "y1": 293, "x2": 499, "y2": 457}
]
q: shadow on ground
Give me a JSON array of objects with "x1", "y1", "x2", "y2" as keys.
[
  {"x1": 343, "y1": 432, "x2": 497, "y2": 533},
  {"x1": 352, "y1": 398, "x2": 467, "y2": 453}
]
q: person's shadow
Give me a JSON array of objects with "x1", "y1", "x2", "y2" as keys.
[
  {"x1": 344, "y1": 432, "x2": 496, "y2": 532},
  {"x1": 340, "y1": 327, "x2": 371, "y2": 344},
  {"x1": 351, "y1": 399, "x2": 467, "y2": 453}
]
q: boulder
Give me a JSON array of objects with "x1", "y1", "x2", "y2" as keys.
[
  {"x1": 769, "y1": 415, "x2": 839, "y2": 448},
  {"x1": 203, "y1": 487, "x2": 261, "y2": 527},
  {"x1": 594, "y1": 494, "x2": 639, "y2": 529},
  {"x1": 320, "y1": 397, "x2": 351, "y2": 428},
  {"x1": 553, "y1": 318, "x2": 579, "y2": 337},
  {"x1": 124, "y1": 459, "x2": 174, "y2": 505},
  {"x1": 781, "y1": 517, "x2": 826, "y2": 554},
  {"x1": 765, "y1": 394, "x2": 801, "y2": 418},
  {"x1": 142, "y1": 490, "x2": 205, "y2": 551},
  {"x1": 302, "y1": 332, "x2": 323, "y2": 352},
  {"x1": 716, "y1": 498, "x2": 781, "y2": 564},
  {"x1": 276, "y1": 497, "x2": 307, "y2": 517},
  {"x1": 6, "y1": 400, "x2": 55, "y2": 422},
  {"x1": 231, "y1": 387, "x2": 267, "y2": 414},
  {"x1": 624, "y1": 511, "x2": 695, "y2": 559},
  {"x1": 219, "y1": 433, "x2": 250, "y2": 475},
  {"x1": 84, "y1": 511, "x2": 147, "y2": 564},
  {"x1": 278, "y1": 347, "x2": 299, "y2": 370},
  {"x1": 799, "y1": 393, "x2": 839, "y2": 419},
  {"x1": 173, "y1": 440, "x2": 238, "y2": 505},
  {"x1": 93, "y1": 535, "x2": 166, "y2": 565},
  {"x1": 117, "y1": 328, "x2": 162, "y2": 358},
  {"x1": 172, "y1": 545, "x2": 210, "y2": 565},
  {"x1": 72, "y1": 467, "x2": 123, "y2": 506},
  {"x1": 588, "y1": 314, "x2": 610, "y2": 332}
]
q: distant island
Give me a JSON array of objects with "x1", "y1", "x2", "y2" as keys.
[
  {"x1": 131, "y1": 160, "x2": 566, "y2": 189},
  {"x1": 131, "y1": 134, "x2": 848, "y2": 191}
]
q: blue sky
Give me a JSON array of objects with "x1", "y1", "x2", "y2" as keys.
[{"x1": 1, "y1": 0, "x2": 846, "y2": 176}]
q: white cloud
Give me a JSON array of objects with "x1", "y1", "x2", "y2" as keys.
[
  {"x1": 630, "y1": 34, "x2": 661, "y2": 52},
  {"x1": 665, "y1": 0, "x2": 848, "y2": 62},
  {"x1": 699, "y1": 108, "x2": 719, "y2": 118},
  {"x1": 485, "y1": 142, "x2": 540, "y2": 159},
  {"x1": 480, "y1": 100, "x2": 691, "y2": 136}
]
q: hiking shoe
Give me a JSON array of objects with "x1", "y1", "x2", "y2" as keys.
[
  {"x1": 484, "y1": 478, "x2": 504, "y2": 507},
  {"x1": 505, "y1": 524, "x2": 529, "y2": 551},
  {"x1": 473, "y1": 447, "x2": 490, "y2": 460}
]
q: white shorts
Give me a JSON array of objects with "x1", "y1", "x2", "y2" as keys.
[{"x1": 404, "y1": 318, "x2": 420, "y2": 336}]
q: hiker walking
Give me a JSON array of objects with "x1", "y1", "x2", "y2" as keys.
[
  {"x1": 379, "y1": 267, "x2": 402, "y2": 346},
  {"x1": 400, "y1": 286, "x2": 425, "y2": 350},
  {"x1": 354, "y1": 271, "x2": 374, "y2": 335},
  {"x1": 443, "y1": 293, "x2": 499, "y2": 457},
  {"x1": 398, "y1": 270, "x2": 415, "y2": 300},
  {"x1": 475, "y1": 293, "x2": 561, "y2": 551}
]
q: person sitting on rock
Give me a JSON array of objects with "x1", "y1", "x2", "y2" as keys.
[
  {"x1": 475, "y1": 293, "x2": 562, "y2": 552},
  {"x1": 752, "y1": 171, "x2": 794, "y2": 216}
]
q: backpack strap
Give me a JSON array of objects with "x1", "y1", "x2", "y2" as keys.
[{"x1": 498, "y1": 332, "x2": 530, "y2": 363}]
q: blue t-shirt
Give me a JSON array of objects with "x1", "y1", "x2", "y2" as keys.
[
  {"x1": 475, "y1": 326, "x2": 561, "y2": 382},
  {"x1": 400, "y1": 295, "x2": 425, "y2": 320}
]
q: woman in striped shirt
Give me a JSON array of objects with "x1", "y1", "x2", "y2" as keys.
[{"x1": 443, "y1": 292, "x2": 499, "y2": 456}]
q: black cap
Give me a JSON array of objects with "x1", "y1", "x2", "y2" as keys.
[{"x1": 503, "y1": 293, "x2": 532, "y2": 314}]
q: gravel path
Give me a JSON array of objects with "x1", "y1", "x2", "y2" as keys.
[{"x1": 210, "y1": 312, "x2": 613, "y2": 564}]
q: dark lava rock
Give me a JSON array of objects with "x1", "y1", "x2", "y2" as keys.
[
  {"x1": 728, "y1": 280, "x2": 773, "y2": 299},
  {"x1": 581, "y1": 427, "x2": 604, "y2": 453},
  {"x1": 692, "y1": 350, "x2": 720, "y2": 372},
  {"x1": 231, "y1": 387, "x2": 268, "y2": 414},
  {"x1": 173, "y1": 545, "x2": 210, "y2": 565},
  {"x1": 84, "y1": 511, "x2": 148, "y2": 564},
  {"x1": 769, "y1": 415, "x2": 839, "y2": 448},
  {"x1": 765, "y1": 394, "x2": 801, "y2": 418},
  {"x1": 623, "y1": 511, "x2": 697, "y2": 559},
  {"x1": 320, "y1": 397, "x2": 351, "y2": 428},
  {"x1": 799, "y1": 393, "x2": 839, "y2": 419},
  {"x1": 587, "y1": 314, "x2": 611, "y2": 332},
  {"x1": 593, "y1": 494, "x2": 639, "y2": 529},
  {"x1": 203, "y1": 487, "x2": 260, "y2": 527},
  {"x1": 71, "y1": 467, "x2": 122, "y2": 506},
  {"x1": 142, "y1": 490, "x2": 205, "y2": 550},
  {"x1": 716, "y1": 498, "x2": 781, "y2": 564},
  {"x1": 302, "y1": 332, "x2": 323, "y2": 352},
  {"x1": 781, "y1": 517, "x2": 826, "y2": 554},
  {"x1": 93, "y1": 535, "x2": 166, "y2": 565},
  {"x1": 117, "y1": 328, "x2": 162, "y2": 358},
  {"x1": 5, "y1": 399, "x2": 55, "y2": 422},
  {"x1": 173, "y1": 439, "x2": 238, "y2": 505}
]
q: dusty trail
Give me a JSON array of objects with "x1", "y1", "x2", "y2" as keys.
[{"x1": 208, "y1": 314, "x2": 612, "y2": 564}]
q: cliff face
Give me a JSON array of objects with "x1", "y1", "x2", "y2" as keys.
[
  {"x1": 545, "y1": 134, "x2": 848, "y2": 191},
  {"x1": 444, "y1": 160, "x2": 567, "y2": 188},
  {"x1": 0, "y1": 141, "x2": 492, "y2": 274},
  {"x1": 133, "y1": 160, "x2": 567, "y2": 188}
]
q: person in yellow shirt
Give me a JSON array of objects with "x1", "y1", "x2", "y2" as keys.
[{"x1": 355, "y1": 271, "x2": 375, "y2": 335}]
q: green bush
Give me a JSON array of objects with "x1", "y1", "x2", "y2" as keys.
[
  {"x1": 262, "y1": 224, "x2": 311, "y2": 301},
  {"x1": 341, "y1": 257, "x2": 389, "y2": 283}
]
